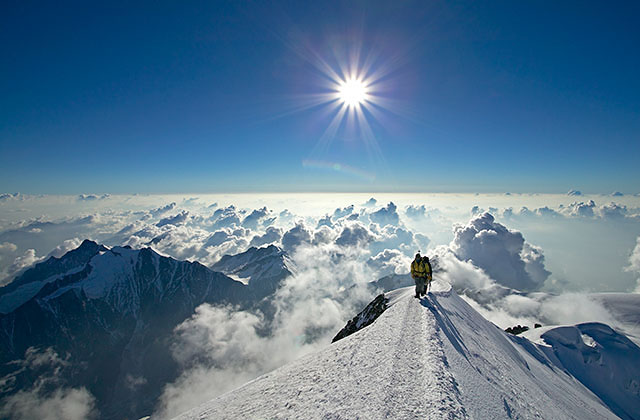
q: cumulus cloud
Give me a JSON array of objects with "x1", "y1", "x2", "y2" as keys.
[
  {"x1": 335, "y1": 222, "x2": 375, "y2": 247},
  {"x1": 533, "y1": 206, "x2": 560, "y2": 217},
  {"x1": 242, "y1": 207, "x2": 271, "y2": 230},
  {"x1": 150, "y1": 202, "x2": 177, "y2": 217},
  {"x1": 361, "y1": 197, "x2": 377, "y2": 207},
  {"x1": 366, "y1": 249, "x2": 411, "y2": 276},
  {"x1": 561, "y1": 200, "x2": 596, "y2": 218},
  {"x1": 405, "y1": 204, "x2": 427, "y2": 219},
  {"x1": 211, "y1": 206, "x2": 241, "y2": 228},
  {"x1": 450, "y1": 213, "x2": 550, "y2": 291},
  {"x1": 312, "y1": 226, "x2": 338, "y2": 245},
  {"x1": 0, "y1": 347, "x2": 96, "y2": 420},
  {"x1": 598, "y1": 202, "x2": 627, "y2": 219},
  {"x1": 157, "y1": 211, "x2": 191, "y2": 227},
  {"x1": 281, "y1": 222, "x2": 313, "y2": 253},
  {"x1": 316, "y1": 214, "x2": 333, "y2": 229},
  {"x1": 369, "y1": 202, "x2": 399, "y2": 226},
  {"x1": 333, "y1": 205, "x2": 354, "y2": 219},
  {"x1": 249, "y1": 226, "x2": 283, "y2": 248}
]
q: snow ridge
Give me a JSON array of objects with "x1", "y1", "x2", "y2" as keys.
[{"x1": 174, "y1": 281, "x2": 623, "y2": 420}]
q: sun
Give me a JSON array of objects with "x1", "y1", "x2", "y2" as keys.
[{"x1": 338, "y1": 78, "x2": 368, "y2": 107}]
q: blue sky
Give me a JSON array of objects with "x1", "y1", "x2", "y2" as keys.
[{"x1": 1, "y1": 1, "x2": 639, "y2": 194}]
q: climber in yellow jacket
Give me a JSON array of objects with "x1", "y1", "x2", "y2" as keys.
[{"x1": 411, "y1": 253, "x2": 426, "y2": 298}]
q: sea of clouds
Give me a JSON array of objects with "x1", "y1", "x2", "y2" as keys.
[{"x1": 1, "y1": 192, "x2": 639, "y2": 418}]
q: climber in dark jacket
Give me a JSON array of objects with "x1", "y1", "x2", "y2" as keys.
[{"x1": 422, "y1": 256, "x2": 433, "y2": 294}]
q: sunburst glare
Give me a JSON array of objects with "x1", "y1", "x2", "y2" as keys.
[{"x1": 337, "y1": 78, "x2": 369, "y2": 107}]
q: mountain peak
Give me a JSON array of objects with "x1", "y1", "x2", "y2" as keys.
[{"x1": 212, "y1": 245, "x2": 292, "y2": 297}]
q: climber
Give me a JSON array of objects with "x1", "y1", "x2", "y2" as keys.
[
  {"x1": 422, "y1": 256, "x2": 433, "y2": 294},
  {"x1": 411, "y1": 253, "x2": 426, "y2": 298}
]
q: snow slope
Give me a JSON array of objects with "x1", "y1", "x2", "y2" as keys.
[{"x1": 173, "y1": 281, "x2": 624, "y2": 420}]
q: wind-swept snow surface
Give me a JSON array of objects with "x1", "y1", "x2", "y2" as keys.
[{"x1": 173, "y1": 281, "x2": 621, "y2": 420}]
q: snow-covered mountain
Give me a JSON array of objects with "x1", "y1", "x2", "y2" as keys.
[
  {"x1": 174, "y1": 281, "x2": 640, "y2": 420},
  {"x1": 211, "y1": 244, "x2": 293, "y2": 298},
  {"x1": 0, "y1": 240, "x2": 250, "y2": 420},
  {"x1": 0, "y1": 239, "x2": 109, "y2": 313}
]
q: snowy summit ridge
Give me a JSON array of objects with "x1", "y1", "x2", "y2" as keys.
[{"x1": 175, "y1": 281, "x2": 640, "y2": 420}]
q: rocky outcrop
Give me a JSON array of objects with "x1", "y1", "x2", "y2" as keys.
[{"x1": 332, "y1": 294, "x2": 388, "y2": 343}]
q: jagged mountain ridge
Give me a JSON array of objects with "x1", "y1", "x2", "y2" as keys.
[
  {"x1": 211, "y1": 244, "x2": 293, "y2": 297},
  {"x1": 174, "y1": 282, "x2": 640, "y2": 420}
]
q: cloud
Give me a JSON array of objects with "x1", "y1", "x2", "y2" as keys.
[
  {"x1": 77, "y1": 194, "x2": 110, "y2": 201},
  {"x1": 0, "y1": 347, "x2": 96, "y2": 420},
  {"x1": 157, "y1": 211, "x2": 191, "y2": 227},
  {"x1": 0, "y1": 387, "x2": 96, "y2": 420},
  {"x1": 0, "y1": 241, "x2": 18, "y2": 256},
  {"x1": 281, "y1": 222, "x2": 313, "y2": 253},
  {"x1": 3, "y1": 249, "x2": 45, "y2": 283},
  {"x1": 47, "y1": 238, "x2": 84, "y2": 259},
  {"x1": 366, "y1": 249, "x2": 411, "y2": 276},
  {"x1": 361, "y1": 197, "x2": 377, "y2": 207},
  {"x1": 277, "y1": 209, "x2": 295, "y2": 223},
  {"x1": 405, "y1": 204, "x2": 427, "y2": 219},
  {"x1": 450, "y1": 213, "x2": 550, "y2": 291},
  {"x1": 150, "y1": 202, "x2": 177, "y2": 217},
  {"x1": 156, "y1": 305, "x2": 274, "y2": 418},
  {"x1": 312, "y1": 226, "x2": 338, "y2": 245},
  {"x1": 211, "y1": 206, "x2": 241, "y2": 228},
  {"x1": 249, "y1": 226, "x2": 283, "y2": 248},
  {"x1": 369, "y1": 224, "x2": 428, "y2": 256},
  {"x1": 335, "y1": 222, "x2": 375, "y2": 247},
  {"x1": 625, "y1": 237, "x2": 640, "y2": 292},
  {"x1": 242, "y1": 207, "x2": 271, "y2": 230},
  {"x1": 561, "y1": 200, "x2": 596, "y2": 217},
  {"x1": 369, "y1": 202, "x2": 399, "y2": 226},
  {"x1": 333, "y1": 205, "x2": 354, "y2": 219},
  {"x1": 597, "y1": 202, "x2": 627, "y2": 219},
  {"x1": 316, "y1": 214, "x2": 333, "y2": 229},
  {"x1": 533, "y1": 206, "x2": 560, "y2": 217}
]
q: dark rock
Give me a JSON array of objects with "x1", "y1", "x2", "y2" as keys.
[
  {"x1": 505, "y1": 324, "x2": 530, "y2": 335},
  {"x1": 332, "y1": 294, "x2": 388, "y2": 343}
]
